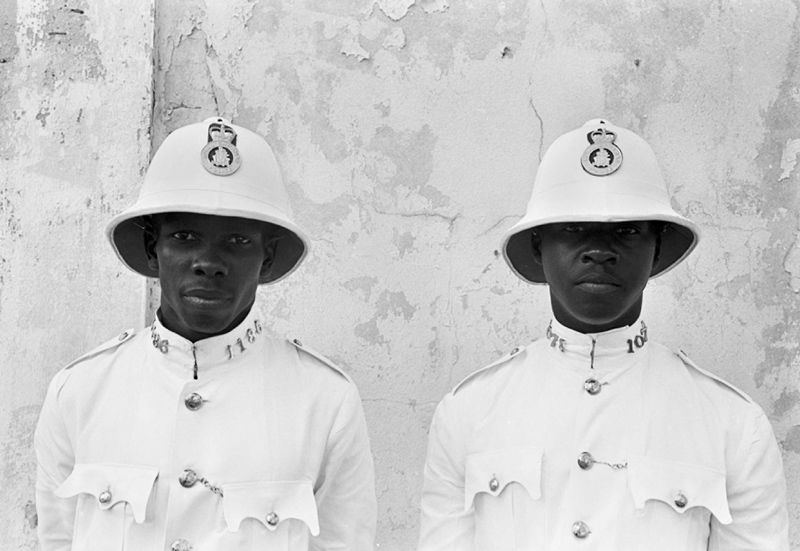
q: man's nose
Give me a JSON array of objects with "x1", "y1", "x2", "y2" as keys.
[
  {"x1": 581, "y1": 247, "x2": 619, "y2": 265},
  {"x1": 192, "y1": 248, "x2": 228, "y2": 277}
]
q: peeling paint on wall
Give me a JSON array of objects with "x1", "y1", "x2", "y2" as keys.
[
  {"x1": 0, "y1": 2, "x2": 153, "y2": 547},
  {"x1": 781, "y1": 138, "x2": 800, "y2": 180}
]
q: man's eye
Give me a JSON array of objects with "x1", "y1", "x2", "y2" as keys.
[
  {"x1": 231, "y1": 236, "x2": 252, "y2": 245},
  {"x1": 616, "y1": 225, "x2": 640, "y2": 235},
  {"x1": 563, "y1": 224, "x2": 584, "y2": 233}
]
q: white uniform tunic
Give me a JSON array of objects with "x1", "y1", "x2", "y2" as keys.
[
  {"x1": 35, "y1": 308, "x2": 376, "y2": 551},
  {"x1": 419, "y1": 319, "x2": 788, "y2": 551}
]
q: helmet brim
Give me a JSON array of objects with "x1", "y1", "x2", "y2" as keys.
[
  {"x1": 502, "y1": 181, "x2": 700, "y2": 284},
  {"x1": 106, "y1": 190, "x2": 309, "y2": 285}
]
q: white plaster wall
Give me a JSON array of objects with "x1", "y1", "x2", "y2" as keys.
[
  {"x1": 2, "y1": 1, "x2": 800, "y2": 549},
  {"x1": 0, "y1": 0, "x2": 154, "y2": 548}
]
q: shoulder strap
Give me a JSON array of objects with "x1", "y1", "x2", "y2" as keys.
[
  {"x1": 288, "y1": 338, "x2": 351, "y2": 382},
  {"x1": 676, "y1": 350, "x2": 753, "y2": 403},
  {"x1": 453, "y1": 345, "x2": 525, "y2": 394},
  {"x1": 65, "y1": 329, "x2": 136, "y2": 370}
]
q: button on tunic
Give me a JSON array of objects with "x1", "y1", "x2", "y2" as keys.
[
  {"x1": 418, "y1": 319, "x2": 789, "y2": 550},
  {"x1": 35, "y1": 308, "x2": 376, "y2": 550}
]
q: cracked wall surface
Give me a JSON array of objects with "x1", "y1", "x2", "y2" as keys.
[
  {"x1": 2, "y1": 1, "x2": 800, "y2": 549},
  {"x1": 0, "y1": 0, "x2": 154, "y2": 548}
]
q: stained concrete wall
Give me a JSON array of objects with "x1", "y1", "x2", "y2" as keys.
[
  {"x1": 0, "y1": 0, "x2": 154, "y2": 547},
  {"x1": 1, "y1": 1, "x2": 799, "y2": 549}
]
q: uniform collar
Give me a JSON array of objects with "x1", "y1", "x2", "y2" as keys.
[
  {"x1": 149, "y1": 307, "x2": 266, "y2": 371},
  {"x1": 545, "y1": 317, "x2": 650, "y2": 372}
]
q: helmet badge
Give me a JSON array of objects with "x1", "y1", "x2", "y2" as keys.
[
  {"x1": 201, "y1": 120, "x2": 242, "y2": 176},
  {"x1": 580, "y1": 123, "x2": 622, "y2": 176}
]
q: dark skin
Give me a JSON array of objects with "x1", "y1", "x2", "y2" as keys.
[
  {"x1": 532, "y1": 221, "x2": 661, "y2": 334},
  {"x1": 143, "y1": 212, "x2": 277, "y2": 342}
]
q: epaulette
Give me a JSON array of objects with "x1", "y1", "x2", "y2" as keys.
[
  {"x1": 64, "y1": 329, "x2": 136, "y2": 370},
  {"x1": 677, "y1": 350, "x2": 753, "y2": 403},
  {"x1": 453, "y1": 345, "x2": 525, "y2": 395},
  {"x1": 288, "y1": 338, "x2": 351, "y2": 382}
]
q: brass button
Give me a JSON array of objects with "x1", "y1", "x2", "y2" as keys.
[
  {"x1": 170, "y1": 539, "x2": 193, "y2": 551},
  {"x1": 265, "y1": 511, "x2": 280, "y2": 527},
  {"x1": 572, "y1": 520, "x2": 591, "y2": 539},
  {"x1": 97, "y1": 489, "x2": 112, "y2": 505},
  {"x1": 488, "y1": 476, "x2": 500, "y2": 492},
  {"x1": 179, "y1": 469, "x2": 198, "y2": 488},
  {"x1": 674, "y1": 492, "x2": 688, "y2": 508},
  {"x1": 577, "y1": 451, "x2": 594, "y2": 470},
  {"x1": 510, "y1": 346, "x2": 520, "y2": 356},
  {"x1": 583, "y1": 378, "x2": 602, "y2": 395},
  {"x1": 118, "y1": 331, "x2": 129, "y2": 341},
  {"x1": 184, "y1": 393, "x2": 204, "y2": 411}
]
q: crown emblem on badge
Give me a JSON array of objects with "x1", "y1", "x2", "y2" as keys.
[
  {"x1": 580, "y1": 123, "x2": 622, "y2": 176},
  {"x1": 201, "y1": 119, "x2": 242, "y2": 176}
]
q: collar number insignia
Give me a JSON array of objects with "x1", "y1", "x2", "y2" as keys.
[
  {"x1": 201, "y1": 120, "x2": 242, "y2": 176},
  {"x1": 580, "y1": 124, "x2": 622, "y2": 176}
]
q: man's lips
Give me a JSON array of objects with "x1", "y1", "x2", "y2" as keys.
[
  {"x1": 575, "y1": 274, "x2": 620, "y2": 293},
  {"x1": 182, "y1": 289, "x2": 231, "y2": 304}
]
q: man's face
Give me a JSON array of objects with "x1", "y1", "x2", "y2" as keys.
[
  {"x1": 533, "y1": 221, "x2": 659, "y2": 333},
  {"x1": 145, "y1": 212, "x2": 275, "y2": 342}
]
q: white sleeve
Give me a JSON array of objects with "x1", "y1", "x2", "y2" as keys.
[
  {"x1": 709, "y1": 406, "x2": 789, "y2": 550},
  {"x1": 34, "y1": 370, "x2": 76, "y2": 551},
  {"x1": 418, "y1": 395, "x2": 474, "y2": 551},
  {"x1": 311, "y1": 383, "x2": 376, "y2": 551}
]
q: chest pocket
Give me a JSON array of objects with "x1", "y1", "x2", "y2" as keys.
[
  {"x1": 222, "y1": 480, "x2": 319, "y2": 550},
  {"x1": 622, "y1": 455, "x2": 731, "y2": 549},
  {"x1": 54, "y1": 463, "x2": 158, "y2": 551},
  {"x1": 464, "y1": 446, "x2": 543, "y2": 550}
]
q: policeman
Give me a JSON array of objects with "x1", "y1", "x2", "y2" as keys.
[
  {"x1": 418, "y1": 119, "x2": 789, "y2": 550},
  {"x1": 35, "y1": 117, "x2": 376, "y2": 550}
]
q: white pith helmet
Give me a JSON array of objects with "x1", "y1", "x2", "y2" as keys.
[
  {"x1": 502, "y1": 118, "x2": 700, "y2": 284},
  {"x1": 106, "y1": 116, "x2": 309, "y2": 284}
]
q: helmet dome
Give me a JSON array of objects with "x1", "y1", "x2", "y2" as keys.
[{"x1": 106, "y1": 117, "x2": 309, "y2": 284}]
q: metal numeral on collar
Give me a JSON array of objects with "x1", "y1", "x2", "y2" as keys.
[
  {"x1": 626, "y1": 321, "x2": 649, "y2": 353},
  {"x1": 150, "y1": 324, "x2": 169, "y2": 353},
  {"x1": 225, "y1": 319, "x2": 263, "y2": 361},
  {"x1": 545, "y1": 322, "x2": 566, "y2": 352}
]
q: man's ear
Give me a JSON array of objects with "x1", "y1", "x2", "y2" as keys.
[
  {"x1": 650, "y1": 223, "x2": 665, "y2": 276},
  {"x1": 531, "y1": 230, "x2": 543, "y2": 266},
  {"x1": 259, "y1": 236, "x2": 281, "y2": 279},
  {"x1": 142, "y1": 218, "x2": 159, "y2": 272}
]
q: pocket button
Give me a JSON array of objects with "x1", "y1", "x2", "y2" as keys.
[
  {"x1": 488, "y1": 476, "x2": 500, "y2": 492},
  {"x1": 572, "y1": 520, "x2": 591, "y2": 539},
  {"x1": 97, "y1": 489, "x2": 112, "y2": 505},
  {"x1": 674, "y1": 491, "x2": 688, "y2": 508},
  {"x1": 170, "y1": 539, "x2": 193, "y2": 551},
  {"x1": 266, "y1": 511, "x2": 280, "y2": 527}
]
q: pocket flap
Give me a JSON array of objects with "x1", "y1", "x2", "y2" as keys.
[
  {"x1": 54, "y1": 463, "x2": 158, "y2": 523},
  {"x1": 464, "y1": 446, "x2": 542, "y2": 512},
  {"x1": 222, "y1": 480, "x2": 320, "y2": 535},
  {"x1": 628, "y1": 455, "x2": 731, "y2": 524}
]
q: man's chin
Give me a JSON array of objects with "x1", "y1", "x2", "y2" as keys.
[{"x1": 169, "y1": 310, "x2": 239, "y2": 341}]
